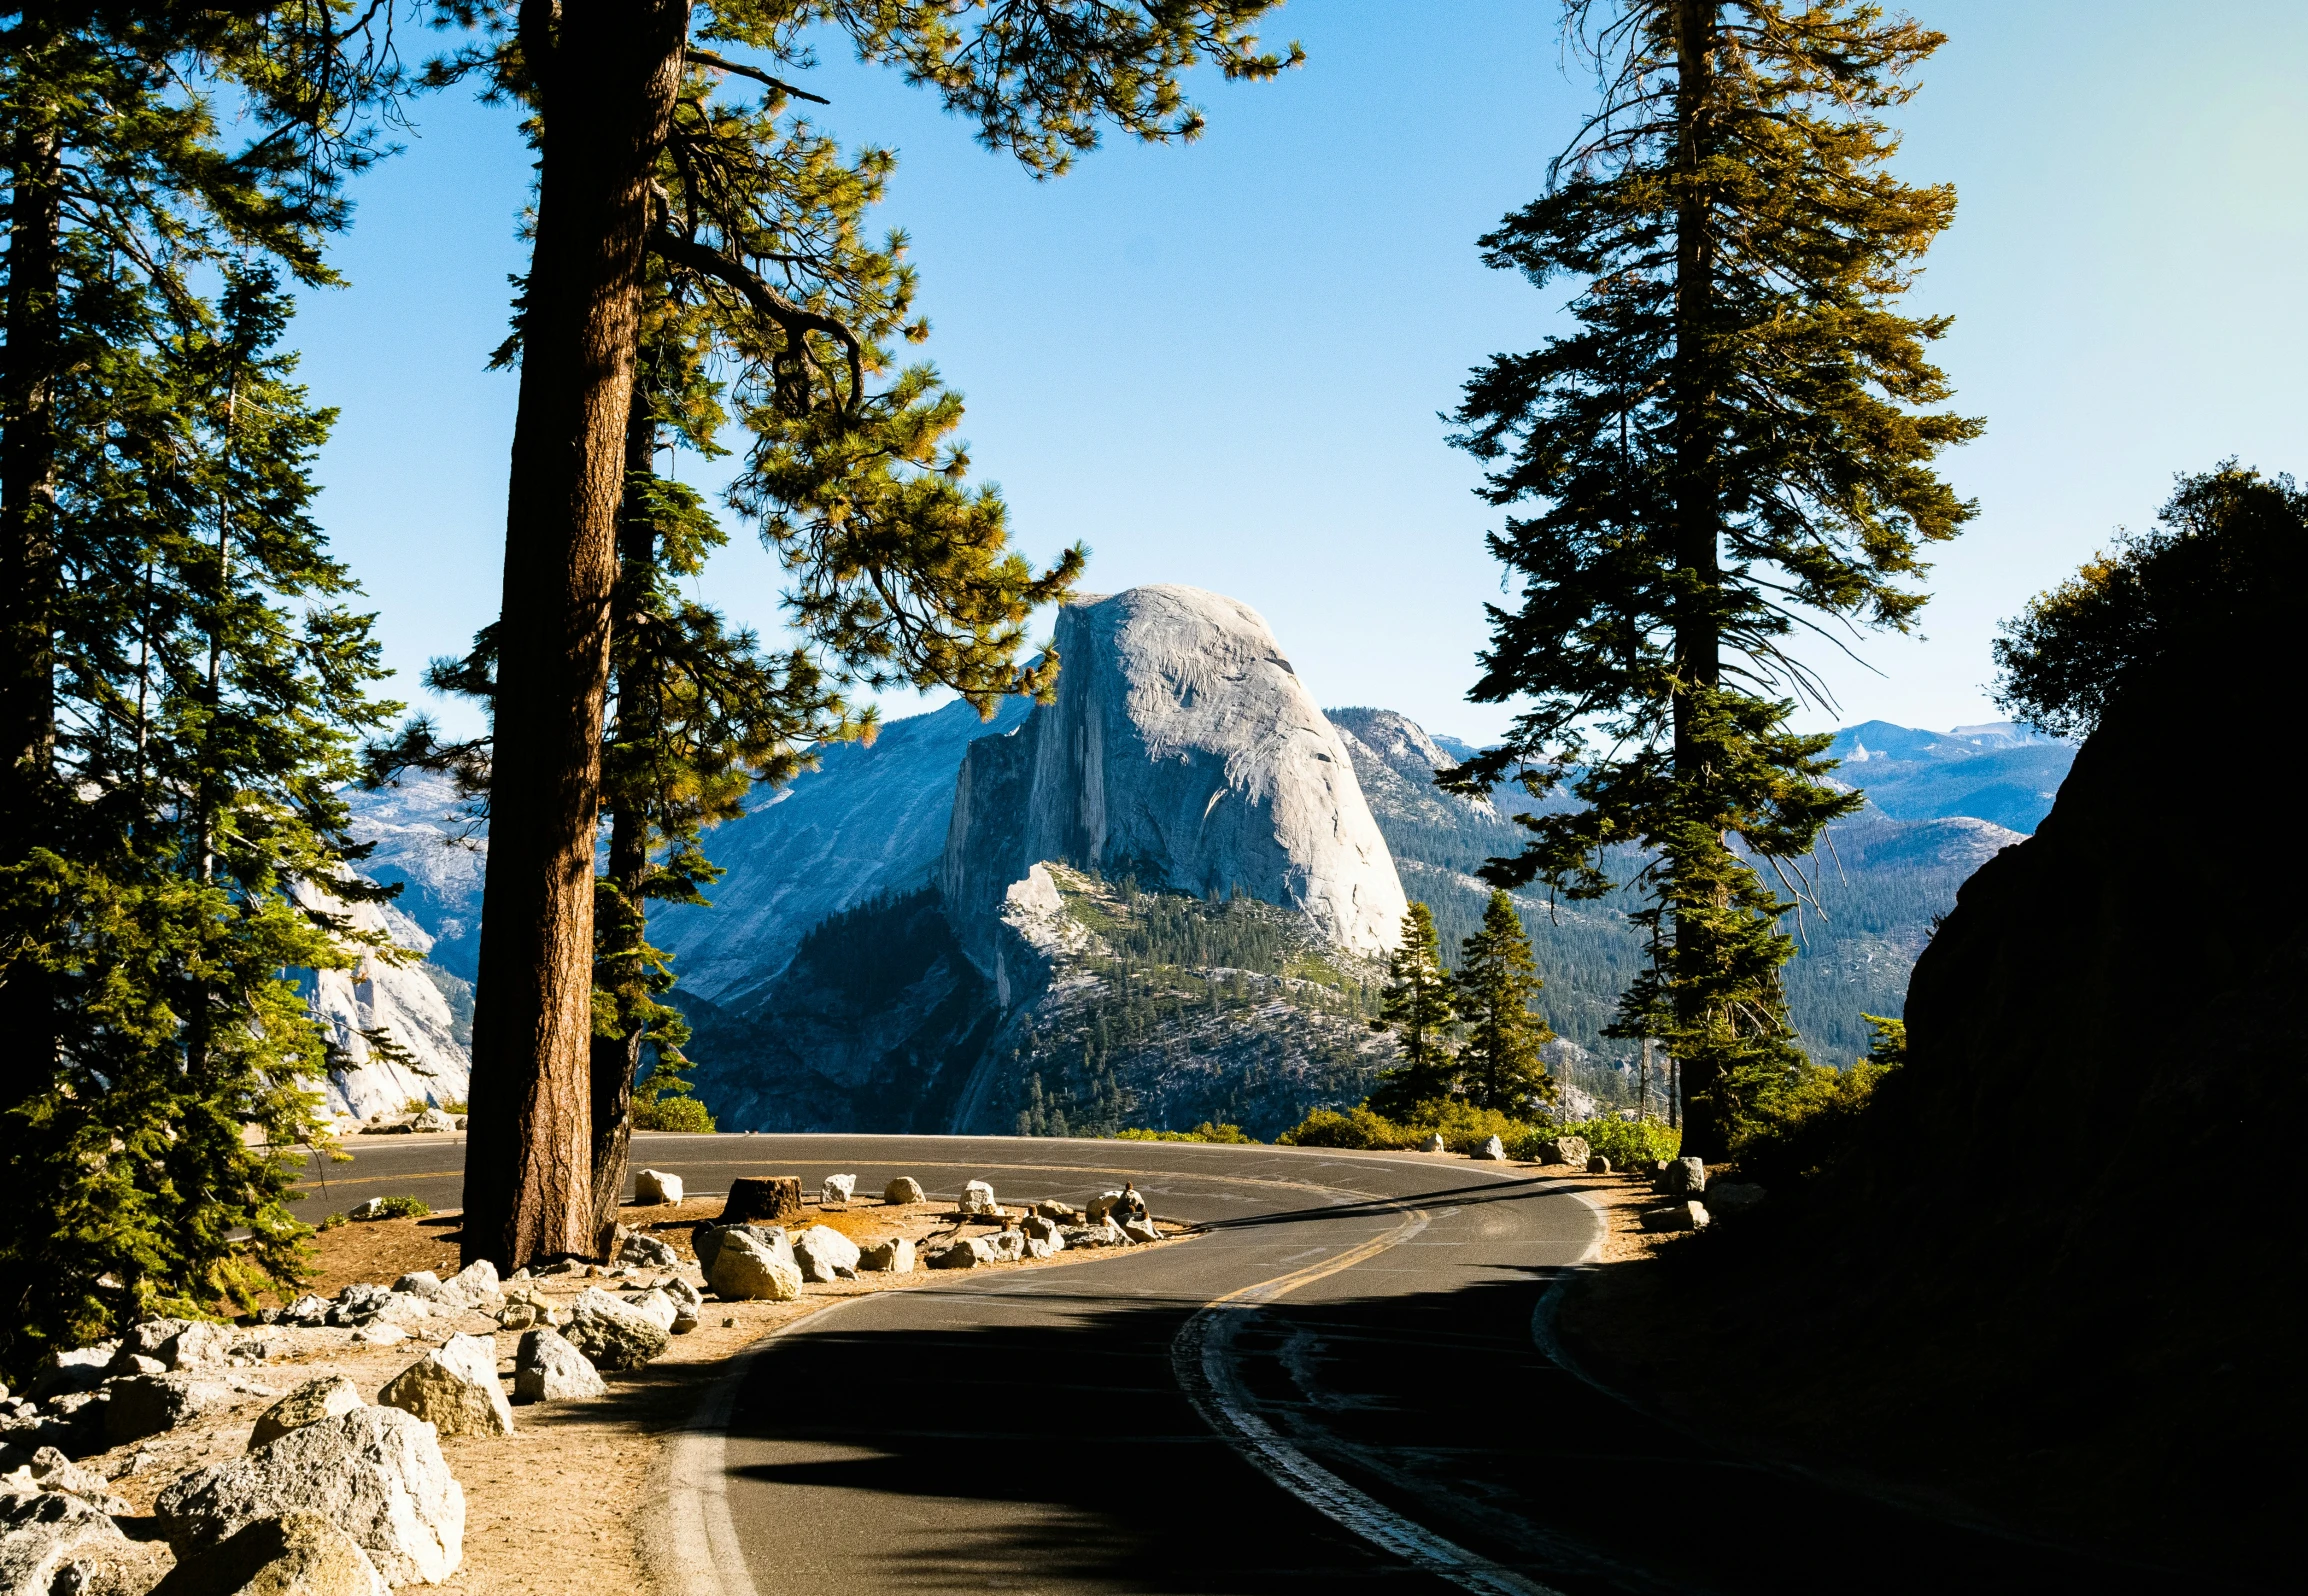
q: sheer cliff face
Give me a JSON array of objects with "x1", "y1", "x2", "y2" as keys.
[{"x1": 942, "y1": 586, "x2": 1408, "y2": 969}]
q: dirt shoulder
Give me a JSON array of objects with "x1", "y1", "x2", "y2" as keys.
[{"x1": 83, "y1": 1194, "x2": 1189, "y2": 1595}]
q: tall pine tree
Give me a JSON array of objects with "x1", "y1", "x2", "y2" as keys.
[
  {"x1": 1446, "y1": 1, "x2": 1979, "y2": 1156},
  {"x1": 424, "y1": 1, "x2": 1302, "y2": 1269},
  {"x1": 1452, "y1": 891, "x2": 1555, "y2": 1114},
  {"x1": 1367, "y1": 902, "x2": 1459, "y2": 1117},
  {"x1": 0, "y1": 262, "x2": 397, "y2": 1375}
]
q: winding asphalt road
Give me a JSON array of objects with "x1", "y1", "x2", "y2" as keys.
[{"x1": 318, "y1": 1133, "x2": 2190, "y2": 1596}]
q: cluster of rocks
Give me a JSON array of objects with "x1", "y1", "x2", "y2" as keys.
[
  {"x1": 346, "y1": 1106, "x2": 467, "y2": 1136},
  {"x1": 922, "y1": 1184, "x2": 1160, "y2": 1269},
  {"x1": 1, "y1": 1317, "x2": 290, "y2": 1468},
  {"x1": 1, "y1": 1167, "x2": 1166, "y2": 1590},
  {"x1": 1630, "y1": 1158, "x2": 1765, "y2": 1232}
]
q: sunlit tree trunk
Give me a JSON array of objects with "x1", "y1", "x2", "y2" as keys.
[{"x1": 462, "y1": 0, "x2": 692, "y2": 1270}]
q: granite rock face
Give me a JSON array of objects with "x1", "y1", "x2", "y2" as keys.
[{"x1": 942, "y1": 587, "x2": 1407, "y2": 979}]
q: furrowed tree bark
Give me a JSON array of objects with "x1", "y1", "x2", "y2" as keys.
[
  {"x1": 463, "y1": 0, "x2": 693, "y2": 1271},
  {"x1": 585, "y1": 398, "x2": 658, "y2": 1249},
  {"x1": 1, "y1": 107, "x2": 64, "y2": 1114},
  {"x1": 1669, "y1": 0, "x2": 1727, "y2": 1158}
]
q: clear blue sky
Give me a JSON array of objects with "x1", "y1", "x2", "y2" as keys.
[{"x1": 294, "y1": 0, "x2": 2308, "y2": 747}]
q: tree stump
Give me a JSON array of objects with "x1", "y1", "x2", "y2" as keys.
[{"x1": 718, "y1": 1176, "x2": 802, "y2": 1226}]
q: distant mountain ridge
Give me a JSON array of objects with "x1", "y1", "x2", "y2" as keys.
[{"x1": 331, "y1": 666, "x2": 2075, "y2": 1127}]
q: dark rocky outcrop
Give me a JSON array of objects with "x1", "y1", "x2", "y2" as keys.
[{"x1": 1615, "y1": 629, "x2": 2300, "y2": 1576}]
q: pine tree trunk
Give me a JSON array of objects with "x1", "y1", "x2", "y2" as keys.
[
  {"x1": 462, "y1": 0, "x2": 692, "y2": 1271},
  {"x1": 585, "y1": 400, "x2": 658, "y2": 1248},
  {"x1": 1669, "y1": 0, "x2": 1729, "y2": 1158},
  {"x1": 1, "y1": 109, "x2": 63, "y2": 1113}
]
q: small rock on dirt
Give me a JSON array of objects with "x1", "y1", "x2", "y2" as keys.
[
  {"x1": 1033, "y1": 1201, "x2": 1079, "y2": 1222},
  {"x1": 1474, "y1": 1136, "x2": 1506, "y2": 1161},
  {"x1": 1662, "y1": 1156, "x2": 1706, "y2": 1197},
  {"x1": 1639, "y1": 1201, "x2": 1711, "y2": 1232},
  {"x1": 819, "y1": 1174, "x2": 856, "y2": 1205},
  {"x1": 410, "y1": 1107, "x2": 457, "y2": 1133},
  {"x1": 1586, "y1": 1154, "x2": 1612, "y2": 1174},
  {"x1": 857, "y1": 1238, "x2": 915, "y2": 1274},
  {"x1": 12, "y1": 1447, "x2": 130, "y2": 1514},
  {"x1": 512, "y1": 1330, "x2": 604, "y2": 1405},
  {"x1": 633, "y1": 1168, "x2": 684, "y2": 1206},
  {"x1": 882, "y1": 1177, "x2": 924, "y2": 1205},
  {"x1": 249, "y1": 1376, "x2": 365, "y2": 1451},
  {"x1": 705, "y1": 1231, "x2": 801, "y2": 1305},
  {"x1": 1121, "y1": 1219, "x2": 1162, "y2": 1245},
  {"x1": 562, "y1": 1288, "x2": 671, "y2": 1371},
  {"x1": 1424, "y1": 1133, "x2": 1446, "y2": 1153},
  {"x1": 923, "y1": 1239, "x2": 981, "y2": 1269},
  {"x1": 958, "y1": 1180, "x2": 1000, "y2": 1216},
  {"x1": 1061, "y1": 1220, "x2": 1129, "y2": 1248},
  {"x1": 792, "y1": 1226, "x2": 861, "y2": 1283},
  {"x1": 618, "y1": 1232, "x2": 679, "y2": 1270},
  {"x1": 1537, "y1": 1136, "x2": 1591, "y2": 1167},
  {"x1": 156, "y1": 1406, "x2": 464, "y2": 1587},
  {"x1": 150, "y1": 1509, "x2": 389, "y2": 1596},
  {"x1": 376, "y1": 1334, "x2": 514, "y2": 1437}
]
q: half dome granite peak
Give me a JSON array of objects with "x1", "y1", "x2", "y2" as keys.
[{"x1": 941, "y1": 585, "x2": 1409, "y2": 968}]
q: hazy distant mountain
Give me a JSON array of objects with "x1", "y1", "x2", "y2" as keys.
[
  {"x1": 334, "y1": 674, "x2": 2073, "y2": 1126},
  {"x1": 649, "y1": 696, "x2": 1031, "y2": 1013},
  {"x1": 1825, "y1": 720, "x2": 2073, "y2": 833}
]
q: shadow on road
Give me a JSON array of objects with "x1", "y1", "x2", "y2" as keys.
[{"x1": 708, "y1": 1262, "x2": 2202, "y2": 1596}]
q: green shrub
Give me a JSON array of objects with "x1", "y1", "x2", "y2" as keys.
[
  {"x1": 1276, "y1": 1104, "x2": 1418, "y2": 1148},
  {"x1": 318, "y1": 1212, "x2": 348, "y2": 1231},
  {"x1": 1729, "y1": 1016, "x2": 1903, "y2": 1187},
  {"x1": 1113, "y1": 1122, "x2": 1257, "y2": 1144},
  {"x1": 375, "y1": 1195, "x2": 430, "y2": 1220},
  {"x1": 632, "y1": 1093, "x2": 716, "y2": 1134},
  {"x1": 438, "y1": 1099, "x2": 468, "y2": 1115},
  {"x1": 1276, "y1": 1100, "x2": 1539, "y2": 1153},
  {"x1": 1508, "y1": 1117, "x2": 1682, "y2": 1167}
]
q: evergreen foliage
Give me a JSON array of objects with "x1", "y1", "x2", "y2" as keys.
[
  {"x1": 1367, "y1": 902, "x2": 1459, "y2": 1117},
  {"x1": 0, "y1": 262, "x2": 395, "y2": 1377},
  {"x1": 1451, "y1": 891, "x2": 1556, "y2": 1113},
  {"x1": 1446, "y1": 1, "x2": 1979, "y2": 1156},
  {"x1": 1994, "y1": 466, "x2": 2308, "y2": 739}
]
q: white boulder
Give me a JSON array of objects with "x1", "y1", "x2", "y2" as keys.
[
  {"x1": 792, "y1": 1226, "x2": 862, "y2": 1283},
  {"x1": 633, "y1": 1169, "x2": 683, "y2": 1206},
  {"x1": 376, "y1": 1334, "x2": 514, "y2": 1437},
  {"x1": 512, "y1": 1330, "x2": 605, "y2": 1404},
  {"x1": 819, "y1": 1173, "x2": 857, "y2": 1205},
  {"x1": 0, "y1": 1479, "x2": 128, "y2": 1596},
  {"x1": 250, "y1": 1375, "x2": 366, "y2": 1450},
  {"x1": 882, "y1": 1177, "x2": 925, "y2": 1205},
  {"x1": 706, "y1": 1230, "x2": 801, "y2": 1303},
  {"x1": 155, "y1": 1406, "x2": 465, "y2": 1586},
  {"x1": 562, "y1": 1288, "x2": 670, "y2": 1370},
  {"x1": 958, "y1": 1180, "x2": 1000, "y2": 1216},
  {"x1": 857, "y1": 1237, "x2": 915, "y2": 1274},
  {"x1": 155, "y1": 1511, "x2": 389, "y2": 1596}
]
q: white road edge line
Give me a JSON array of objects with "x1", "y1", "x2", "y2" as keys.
[
  {"x1": 1170, "y1": 1206, "x2": 1570, "y2": 1596},
  {"x1": 649, "y1": 1295, "x2": 874, "y2": 1596}
]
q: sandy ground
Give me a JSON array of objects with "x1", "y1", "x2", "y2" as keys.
[{"x1": 89, "y1": 1191, "x2": 1186, "y2": 1594}]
